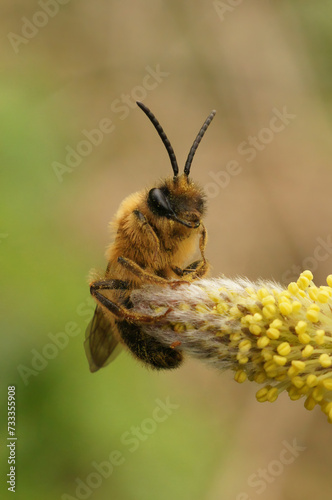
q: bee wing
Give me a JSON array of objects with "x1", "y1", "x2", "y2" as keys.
[{"x1": 84, "y1": 306, "x2": 123, "y2": 372}]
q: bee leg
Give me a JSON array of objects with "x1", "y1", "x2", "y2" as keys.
[
  {"x1": 187, "y1": 224, "x2": 209, "y2": 280},
  {"x1": 117, "y1": 257, "x2": 197, "y2": 291},
  {"x1": 172, "y1": 226, "x2": 209, "y2": 281},
  {"x1": 117, "y1": 257, "x2": 170, "y2": 284},
  {"x1": 133, "y1": 209, "x2": 163, "y2": 262},
  {"x1": 90, "y1": 279, "x2": 130, "y2": 290},
  {"x1": 171, "y1": 260, "x2": 200, "y2": 277},
  {"x1": 90, "y1": 281, "x2": 170, "y2": 323},
  {"x1": 133, "y1": 210, "x2": 160, "y2": 248},
  {"x1": 171, "y1": 266, "x2": 185, "y2": 277},
  {"x1": 187, "y1": 259, "x2": 210, "y2": 280},
  {"x1": 117, "y1": 320, "x2": 183, "y2": 370}
]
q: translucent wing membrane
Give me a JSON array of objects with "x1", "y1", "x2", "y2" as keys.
[{"x1": 85, "y1": 306, "x2": 122, "y2": 372}]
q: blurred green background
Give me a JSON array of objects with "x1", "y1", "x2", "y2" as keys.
[{"x1": 2, "y1": 1, "x2": 332, "y2": 499}]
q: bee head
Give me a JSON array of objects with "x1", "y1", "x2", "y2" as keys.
[{"x1": 137, "y1": 102, "x2": 215, "y2": 229}]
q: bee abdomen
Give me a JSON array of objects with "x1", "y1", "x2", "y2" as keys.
[{"x1": 117, "y1": 320, "x2": 183, "y2": 370}]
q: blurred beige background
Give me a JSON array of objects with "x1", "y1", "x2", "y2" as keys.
[{"x1": 2, "y1": 1, "x2": 332, "y2": 499}]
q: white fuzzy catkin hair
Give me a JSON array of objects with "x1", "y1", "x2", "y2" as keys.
[{"x1": 131, "y1": 277, "x2": 283, "y2": 370}]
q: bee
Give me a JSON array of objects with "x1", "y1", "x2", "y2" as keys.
[{"x1": 85, "y1": 101, "x2": 216, "y2": 372}]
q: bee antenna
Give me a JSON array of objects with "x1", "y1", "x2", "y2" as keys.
[
  {"x1": 136, "y1": 101, "x2": 179, "y2": 177},
  {"x1": 184, "y1": 110, "x2": 216, "y2": 177}
]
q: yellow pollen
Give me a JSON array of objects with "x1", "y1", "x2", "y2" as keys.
[
  {"x1": 299, "y1": 385, "x2": 309, "y2": 395},
  {"x1": 291, "y1": 376, "x2": 305, "y2": 388},
  {"x1": 262, "y1": 295, "x2": 276, "y2": 306},
  {"x1": 312, "y1": 386, "x2": 325, "y2": 402},
  {"x1": 306, "y1": 374, "x2": 318, "y2": 387},
  {"x1": 277, "y1": 342, "x2": 291, "y2": 356},
  {"x1": 288, "y1": 282, "x2": 299, "y2": 295},
  {"x1": 295, "y1": 321, "x2": 307, "y2": 334},
  {"x1": 287, "y1": 360, "x2": 306, "y2": 378},
  {"x1": 270, "y1": 319, "x2": 283, "y2": 329},
  {"x1": 267, "y1": 387, "x2": 279, "y2": 402},
  {"x1": 256, "y1": 387, "x2": 269, "y2": 402},
  {"x1": 261, "y1": 349, "x2": 273, "y2": 361},
  {"x1": 298, "y1": 333, "x2": 311, "y2": 345},
  {"x1": 304, "y1": 396, "x2": 317, "y2": 410},
  {"x1": 287, "y1": 366, "x2": 297, "y2": 378},
  {"x1": 326, "y1": 275, "x2": 332, "y2": 288},
  {"x1": 297, "y1": 276, "x2": 310, "y2": 290},
  {"x1": 302, "y1": 345, "x2": 314, "y2": 357},
  {"x1": 229, "y1": 306, "x2": 242, "y2": 318},
  {"x1": 325, "y1": 402, "x2": 332, "y2": 414},
  {"x1": 278, "y1": 296, "x2": 291, "y2": 306},
  {"x1": 292, "y1": 360, "x2": 306, "y2": 371},
  {"x1": 253, "y1": 313, "x2": 263, "y2": 322},
  {"x1": 308, "y1": 288, "x2": 319, "y2": 301},
  {"x1": 262, "y1": 304, "x2": 277, "y2": 318},
  {"x1": 288, "y1": 387, "x2": 302, "y2": 400},
  {"x1": 254, "y1": 372, "x2": 267, "y2": 384},
  {"x1": 266, "y1": 327, "x2": 280, "y2": 340},
  {"x1": 173, "y1": 323, "x2": 185, "y2": 333},
  {"x1": 178, "y1": 303, "x2": 191, "y2": 311},
  {"x1": 230, "y1": 332, "x2": 242, "y2": 342},
  {"x1": 306, "y1": 310, "x2": 319, "y2": 323},
  {"x1": 249, "y1": 324, "x2": 262, "y2": 335},
  {"x1": 209, "y1": 292, "x2": 222, "y2": 303},
  {"x1": 216, "y1": 303, "x2": 228, "y2": 314},
  {"x1": 257, "y1": 336, "x2": 270, "y2": 349},
  {"x1": 279, "y1": 302, "x2": 292, "y2": 316},
  {"x1": 239, "y1": 340, "x2": 252, "y2": 353},
  {"x1": 264, "y1": 359, "x2": 276, "y2": 372},
  {"x1": 234, "y1": 370, "x2": 247, "y2": 383},
  {"x1": 302, "y1": 270, "x2": 313, "y2": 281},
  {"x1": 319, "y1": 353, "x2": 332, "y2": 368},
  {"x1": 237, "y1": 354, "x2": 249, "y2": 365},
  {"x1": 322, "y1": 378, "x2": 332, "y2": 390},
  {"x1": 292, "y1": 301, "x2": 302, "y2": 313},
  {"x1": 257, "y1": 288, "x2": 269, "y2": 300},
  {"x1": 314, "y1": 330, "x2": 325, "y2": 345},
  {"x1": 240, "y1": 317, "x2": 248, "y2": 326},
  {"x1": 273, "y1": 355, "x2": 287, "y2": 366},
  {"x1": 308, "y1": 303, "x2": 320, "y2": 312},
  {"x1": 317, "y1": 290, "x2": 330, "y2": 303}
]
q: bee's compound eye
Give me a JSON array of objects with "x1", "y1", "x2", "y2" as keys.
[{"x1": 148, "y1": 188, "x2": 173, "y2": 217}]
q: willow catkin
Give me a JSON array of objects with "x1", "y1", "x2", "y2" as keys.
[{"x1": 131, "y1": 270, "x2": 332, "y2": 423}]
